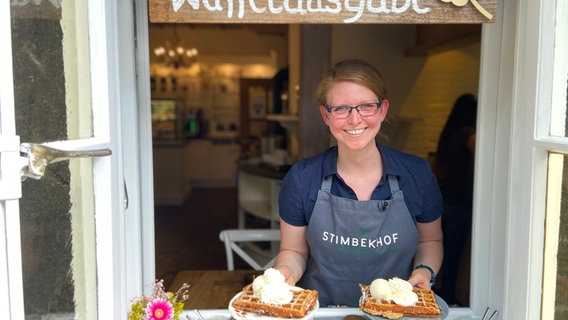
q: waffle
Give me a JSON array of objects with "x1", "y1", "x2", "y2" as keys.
[
  {"x1": 231, "y1": 284, "x2": 318, "y2": 318},
  {"x1": 359, "y1": 284, "x2": 441, "y2": 319}
]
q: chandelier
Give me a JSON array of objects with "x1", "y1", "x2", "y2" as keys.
[{"x1": 153, "y1": 28, "x2": 198, "y2": 69}]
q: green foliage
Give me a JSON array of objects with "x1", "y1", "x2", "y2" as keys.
[
  {"x1": 127, "y1": 279, "x2": 191, "y2": 320},
  {"x1": 128, "y1": 301, "x2": 146, "y2": 320},
  {"x1": 173, "y1": 301, "x2": 185, "y2": 319}
]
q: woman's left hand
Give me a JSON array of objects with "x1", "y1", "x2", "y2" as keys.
[
  {"x1": 410, "y1": 218, "x2": 443, "y2": 290},
  {"x1": 408, "y1": 268, "x2": 432, "y2": 289}
]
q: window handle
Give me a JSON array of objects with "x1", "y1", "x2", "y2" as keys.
[
  {"x1": 20, "y1": 142, "x2": 111, "y2": 180},
  {"x1": 123, "y1": 178, "x2": 129, "y2": 209}
]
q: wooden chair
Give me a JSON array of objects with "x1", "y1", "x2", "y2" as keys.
[{"x1": 219, "y1": 229, "x2": 281, "y2": 270}]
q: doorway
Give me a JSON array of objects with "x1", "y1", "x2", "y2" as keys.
[{"x1": 148, "y1": 22, "x2": 481, "y2": 308}]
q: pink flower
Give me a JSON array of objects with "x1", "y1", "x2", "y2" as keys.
[{"x1": 145, "y1": 298, "x2": 174, "y2": 320}]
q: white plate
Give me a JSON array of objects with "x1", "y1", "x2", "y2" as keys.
[
  {"x1": 228, "y1": 287, "x2": 319, "y2": 320},
  {"x1": 363, "y1": 295, "x2": 449, "y2": 320}
]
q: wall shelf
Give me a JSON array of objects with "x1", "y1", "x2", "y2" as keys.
[{"x1": 266, "y1": 114, "x2": 298, "y2": 122}]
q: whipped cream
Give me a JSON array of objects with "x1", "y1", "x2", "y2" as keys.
[
  {"x1": 252, "y1": 268, "x2": 293, "y2": 304},
  {"x1": 369, "y1": 277, "x2": 418, "y2": 307}
]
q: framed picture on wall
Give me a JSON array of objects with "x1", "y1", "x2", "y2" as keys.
[{"x1": 249, "y1": 86, "x2": 267, "y2": 119}]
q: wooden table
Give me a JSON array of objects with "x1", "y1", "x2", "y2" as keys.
[{"x1": 169, "y1": 269, "x2": 263, "y2": 310}]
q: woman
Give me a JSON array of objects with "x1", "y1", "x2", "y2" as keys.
[
  {"x1": 433, "y1": 93, "x2": 477, "y2": 306},
  {"x1": 274, "y1": 59, "x2": 443, "y2": 307}
]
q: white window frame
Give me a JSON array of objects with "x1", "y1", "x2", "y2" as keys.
[
  {"x1": 473, "y1": 0, "x2": 565, "y2": 318},
  {"x1": 119, "y1": 0, "x2": 156, "y2": 303},
  {"x1": 0, "y1": 0, "x2": 154, "y2": 318},
  {"x1": 104, "y1": 0, "x2": 155, "y2": 315},
  {"x1": 116, "y1": 0, "x2": 567, "y2": 317}
]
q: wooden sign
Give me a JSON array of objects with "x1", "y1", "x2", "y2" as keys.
[{"x1": 149, "y1": 0, "x2": 497, "y2": 24}]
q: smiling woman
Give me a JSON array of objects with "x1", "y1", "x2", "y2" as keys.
[{"x1": 275, "y1": 59, "x2": 443, "y2": 307}]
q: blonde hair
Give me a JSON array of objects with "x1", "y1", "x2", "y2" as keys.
[{"x1": 315, "y1": 59, "x2": 387, "y2": 106}]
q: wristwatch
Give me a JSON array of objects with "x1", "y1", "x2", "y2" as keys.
[{"x1": 414, "y1": 264, "x2": 436, "y2": 287}]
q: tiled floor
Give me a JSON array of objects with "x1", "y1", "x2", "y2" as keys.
[{"x1": 154, "y1": 187, "x2": 261, "y2": 288}]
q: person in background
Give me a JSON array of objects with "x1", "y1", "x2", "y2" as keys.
[
  {"x1": 433, "y1": 93, "x2": 478, "y2": 306},
  {"x1": 274, "y1": 59, "x2": 443, "y2": 307}
]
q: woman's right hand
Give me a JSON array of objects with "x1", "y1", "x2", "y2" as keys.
[
  {"x1": 277, "y1": 265, "x2": 297, "y2": 285},
  {"x1": 274, "y1": 220, "x2": 309, "y2": 286}
]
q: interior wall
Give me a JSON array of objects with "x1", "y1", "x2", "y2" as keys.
[
  {"x1": 332, "y1": 24, "x2": 424, "y2": 116},
  {"x1": 400, "y1": 43, "x2": 480, "y2": 158}
]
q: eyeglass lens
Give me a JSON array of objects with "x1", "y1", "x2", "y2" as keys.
[{"x1": 327, "y1": 102, "x2": 380, "y2": 119}]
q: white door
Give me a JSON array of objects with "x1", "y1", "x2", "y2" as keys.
[{"x1": 0, "y1": 1, "x2": 154, "y2": 319}]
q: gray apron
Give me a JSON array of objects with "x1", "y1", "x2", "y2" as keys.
[{"x1": 300, "y1": 175, "x2": 419, "y2": 307}]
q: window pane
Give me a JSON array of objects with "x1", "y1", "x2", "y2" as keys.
[
  {"x1": 543, "y1": 153, "x2": 568, "y2": 319},
  {"x1": 11, "y1": 1, "x2": 96, "y2": 318},
  {"x1": 549, "y1": 1, "x2": 568, "y2": 137}
]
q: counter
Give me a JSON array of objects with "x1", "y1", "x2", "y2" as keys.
[
  {"x1": 169, "y1": 270, "x2": 479, "y2": 320},
  {"x1": 239, "y1": 162, "x2": 290, "y2": 180},
  {"x1": 153, "y1": 139, "x2": 240, "y2": 205},
  {"x1": 182, "y1": 307, "x2": 478, "y2": 320},
  {"x1": 238, "y1": 163, "x2": 290, "y2": 229},
  {"x1": 153, "y1": 139, "x2": 191, "y2": 147}
]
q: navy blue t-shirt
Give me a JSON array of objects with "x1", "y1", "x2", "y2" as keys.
[{"x1": 279, "y1": 143, "x2": 443, "y2": 226}]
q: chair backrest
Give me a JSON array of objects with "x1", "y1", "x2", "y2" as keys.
[{"x1": 219, "y1": 229, "x2": 281, "y2": 270}]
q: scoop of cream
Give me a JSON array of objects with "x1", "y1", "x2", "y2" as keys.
[
  {"x1": 252, "y1": 268, "x2": 293, "y2": 304},
  {"x1": 369, "y1": 277, "x2": 418, "y2": 307}
]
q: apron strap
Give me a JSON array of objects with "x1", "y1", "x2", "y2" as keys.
[
  {"x1": 388, "y1": 175, "x2": 404, "y2": 201},
  {"x1": 321, "y1": 175, "x2": 333, "y2": 192}
]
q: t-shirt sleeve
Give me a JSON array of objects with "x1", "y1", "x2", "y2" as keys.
[{"x1": 278, "y1": 165, "x2": 309, "y2": 227}]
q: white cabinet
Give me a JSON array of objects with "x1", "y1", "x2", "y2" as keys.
[
  {"x1": 185, "y1": 140, "x2": 210, "y2": 181},
  {"x1": 153, "y1": 140, "x2": 240, "y2": 205},
  {"x1": 185, "y1": 140, "x2": 240, "y2": 188},
  {"x1": 210, "y1": 144, "x2": 241, "y2": 182},
  {"x1": 153, "y1": 141, "x2": 192, "y2": 205},
  {"x1": 237, "y1": 168, "x2": 283, "y2": 229}
]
